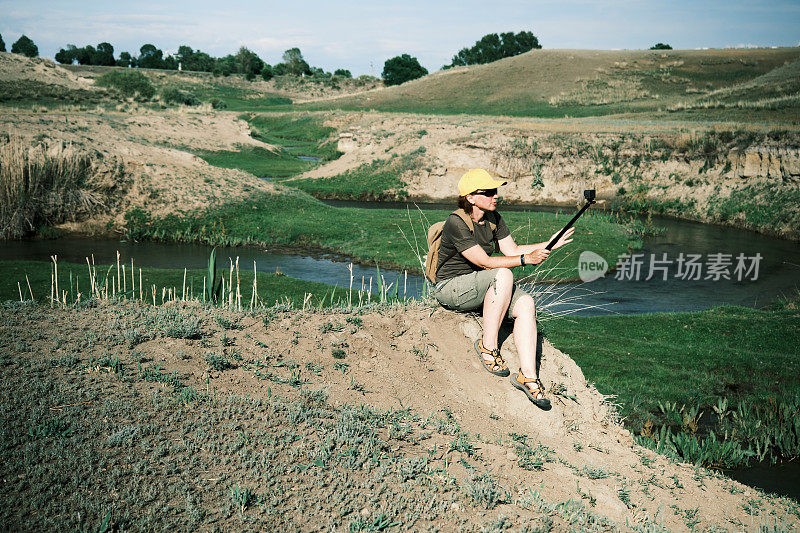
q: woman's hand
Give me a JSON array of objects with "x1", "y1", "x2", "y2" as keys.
[
  {"x1": 548, "y1": 227, "x2": 575, "y2": 250},
  {"x1": 524, "y1": 249, "x2": 550, "y2": 265}
]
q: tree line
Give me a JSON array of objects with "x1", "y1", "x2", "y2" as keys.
[
  {"x1": 51, "y1": 42, "x2": 354, "y2": 81},
  {"x1": 1, "y1": 30, "x2": 675, "y2": 89}
]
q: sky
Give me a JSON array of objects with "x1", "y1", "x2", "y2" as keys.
[{"x1": 2, "y1": 0, "x2": 799, "y2": 76}]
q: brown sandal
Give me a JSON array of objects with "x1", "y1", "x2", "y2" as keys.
[
  {"x1": 511, "y1": 372, "x2": 551, "y2": 409},
  {"x1": 474, "y1": 339, "x2": 510, "y2": 377}
]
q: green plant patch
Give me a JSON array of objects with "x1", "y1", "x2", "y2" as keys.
[
  {"x1": 246, "y1": 113, "x2": 342, "y2": 160},
  {"x1": 707, "y1": 183, "x2": 800, "y2": 240},
  {"x1": 188, "y1": 82, "x2": 292, "y2": 111},
  {"x1": 94, "y1": 70, "x2": 155, "y2": 99},
  {"x1": 288, "y1": 153, "x2": 420, "y2": 200},
  {"x1": 546, "y1": 305, "x2": 800, "y2": 467},
  {"x1": 195, "y1": 145, "x2": 312, "y2": 178},
  {"x1": 0, "y1": 260, "x2": 357, "y2": 309},
  {"x1": 121, "y1": 189, "x2": 637, "y2": 282}
]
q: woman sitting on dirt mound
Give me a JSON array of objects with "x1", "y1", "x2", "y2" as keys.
[{"x1": 432, "y1": 169, "x2": 573, "y2": 409}]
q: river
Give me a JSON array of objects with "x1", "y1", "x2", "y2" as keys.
[{"x1": 1, "y1": 201, "x2": 798, "y2": 316}]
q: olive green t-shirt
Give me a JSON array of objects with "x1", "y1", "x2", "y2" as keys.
[{"x1": 435, "y1": 211, "x2": 510, "y2": 283}]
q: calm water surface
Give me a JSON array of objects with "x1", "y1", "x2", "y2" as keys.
[{"x1": 2, "y1": 202, "x2": 798, "y2": 315}]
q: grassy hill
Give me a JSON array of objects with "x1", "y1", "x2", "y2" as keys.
[{"x1": 295, "y1": 47, "x2": 800, "y2": 120}]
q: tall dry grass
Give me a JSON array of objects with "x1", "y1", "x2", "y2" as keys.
[{"x1": 0, "y1": 136, "x2": 103, "y2": 238}]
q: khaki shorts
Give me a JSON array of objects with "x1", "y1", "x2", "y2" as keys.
[{"x1": 434, "y1": 269, "x2": 532, "y2": 320}]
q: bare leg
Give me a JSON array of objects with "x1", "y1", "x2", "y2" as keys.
[
  {"x1": 511, "y1": 294, "x2": 537, "y2": 378},
  {"x1": 481, "y1": 268, "x2": 513, "y2": 351}
]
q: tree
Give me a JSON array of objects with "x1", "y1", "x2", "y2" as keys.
[
  {"x1": 75, "y1": 45, "x2": 95, "y2": 65},
  {"x1": 93, "y1": 42, "x2": 115, "y2": 66},
  {"x1": 137, "y1": 44, "x2": 163, "y2": 69},
  {"x1": 448, "y1": 30, "x2": 540, "y2": 67},
  {"x1": 163, "y1": 55, "x2": 179, "y2": 70},
  {"x1": 234, "y1": 46, "x2": 264, "y2": 77},
  {"x1": 334, "y1": 69, "x2": 352, "y2": 78},
  {"x1": 0, "y1": 34, "x2": 5, "y2": 53},
  {"x1": 55, "y1": 45, "x2": 77, "y2": 64},
  {"x1": 261, "y1": 64, "x2": 274, "y2": 81},
  {"x1": 272, "y1": 62, "x2": 289, "y2": 76},
  {"x1": 382, "y1": 54, "x2": 427, "y2": 86},
  {"x1": 216, "y1": 55, "x2": 236, "y2": 76},
  {"x1": 11, "y1": 35, "x2": 38, "y2": 57},
  {"x1": 176, "y1": 45, "x2": 214, "y2": 72},
  {"x1": 281, "y1": 47, "x2": 311, "y2": 76},
  {"x1": 650, "y1": 43, "x2": 673, "y2": 50},
  {"x1": 117, "y1": 51, "x2": 134, "y2": 68}
]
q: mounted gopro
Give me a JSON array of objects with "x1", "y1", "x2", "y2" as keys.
[{"x1": 545, "y1": 189, "x2": 597, "y2": 250}]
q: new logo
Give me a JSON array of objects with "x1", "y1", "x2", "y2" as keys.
[{"x1": 578, "y1": 251, "x2": 608, "y2": 283}]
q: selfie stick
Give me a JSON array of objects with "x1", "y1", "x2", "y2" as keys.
[{"x1": 545, "y1": 190, "x2": 596, "y2": 250}]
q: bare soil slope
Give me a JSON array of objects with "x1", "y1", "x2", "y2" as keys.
[
  {"x1": 0, "y1": 52, "x2": 94, "y2": 89},
  {"x1": 2, "y1": 301, "x2": 796, "y2": 530}
]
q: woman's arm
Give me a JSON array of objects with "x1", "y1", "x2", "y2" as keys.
[
  {"x1": 461, "y1": 243, "x2": 550, "y2": 269},
  {"x1": 497, "y1": 227, "x2": 575, "y2": 256}
]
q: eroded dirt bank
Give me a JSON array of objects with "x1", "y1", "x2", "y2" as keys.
[
  {"x1": 301, "y1": 113, "x2": 800, "y2": 240},
  {"x1": 1, "y1": 300, "x2": 796, "y2": 530},
  {"x1": 0, "y1": 108, "x2": 277, "y2": 236}
]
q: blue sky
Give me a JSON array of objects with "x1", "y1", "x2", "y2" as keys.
[{"x1": 2, "y1": 0, "x2": 798, "y2": 75}]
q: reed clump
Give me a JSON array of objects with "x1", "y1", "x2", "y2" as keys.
[{"x1": 0, "y1": 136, "x2": 103, "y2": 239}]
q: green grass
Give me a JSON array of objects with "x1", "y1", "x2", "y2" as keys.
[
  {"x1": 0, "y1": 260, "x2": 356, "y2": 308},
  {"x1": 280, "y1": 98, "x2": 624, "y2": 119},
  {"x1": 707, "y1": 182, "x2": 800, "y2": 240},
  {"x1": 247, "y1": 113, "x2": 336, "y2": 145},
  {"x1": 122, "y1": 189, "x2": 637, "y2": 281},
  {"x1": 194, "y1": 113, "x2": 341, "y2": 179},
  {"x1": 195, "y1": 145, "x2": 313, "y2": 178},
  {"x1": 546, "y1": 305, "x2": 800, "y2": 466},
  {"x1": 246, "y1": 113, "x2": 342, "y2": 160},
  {"x1": 188, "y1": 82, "x2": 292, "y2": 111},
  {"x1": 547, "y1": 306, "x2": 800, "y2": 423},
  {"x1": 288, "y1": 152, "x2": 421, "y2": 200}
]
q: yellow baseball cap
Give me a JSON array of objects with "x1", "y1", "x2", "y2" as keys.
[{"x1": 458, "y1": 169, "x2": 507, "y2": 196}]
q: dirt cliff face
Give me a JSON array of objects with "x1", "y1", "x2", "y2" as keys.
[{"x1": 318, "y1": 113, "x2": 800, "y2": 239}]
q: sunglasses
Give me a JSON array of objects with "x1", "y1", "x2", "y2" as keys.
[{"x1": 473, "y1": 188, "x2": 498, "y2": 196}]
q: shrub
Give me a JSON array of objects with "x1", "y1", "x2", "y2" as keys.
[
  {"x1": 95, "y1": 70, "x2": 155, "y2": 99},
  {"x1": 382, "y1": 54, "x2": 427, "y2": 86},
  {"x1": 334, "y1": 68, "x2": 352, "y2": 78},
  {"x1": 209, "y1": 98, "x2": 227, "y2": 109},
  {"x1": 0, "y1": 138, "x2": 98, "y2": 239},
  {"x1": 11, "y1": 35, "x2": 38, "y2": 58},
  {"x1": 160, "y1": 87, "x2": 200, "y2": 106}
]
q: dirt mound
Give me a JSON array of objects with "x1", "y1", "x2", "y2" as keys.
[
  {"x1": 0, "y1": 52, "x2": 94, "y2": 90},
  {"x1": 0, "y1": 108, "x2": 276, "y2": 234},
  {"x1": 5, "y1": 300, "x2": 790, "y2": 530}
]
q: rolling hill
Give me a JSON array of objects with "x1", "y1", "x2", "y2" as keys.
[{"x1": 299, "y1": 47, "x2": 800, "y2": 119}]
